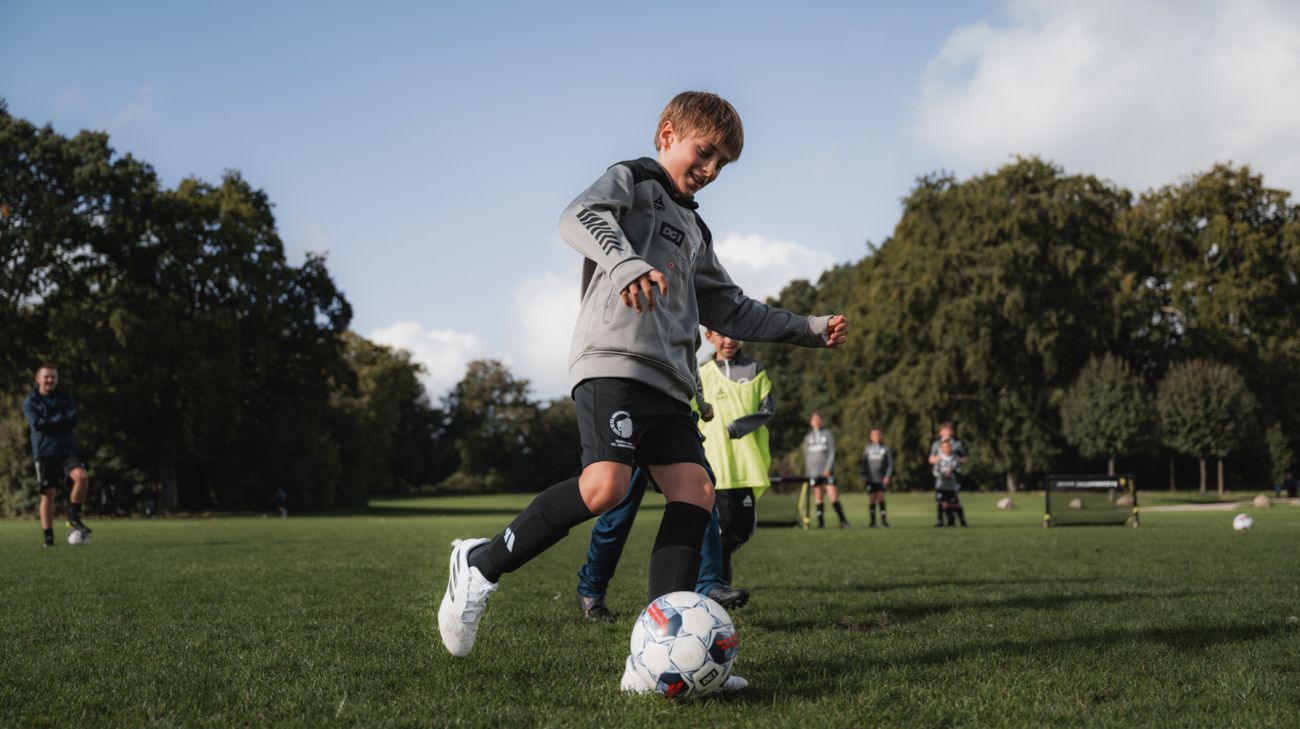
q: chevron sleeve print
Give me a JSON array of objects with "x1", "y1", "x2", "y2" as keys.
[{"x1": 559, "y1": 164, "x2": 654, "y2": 294}]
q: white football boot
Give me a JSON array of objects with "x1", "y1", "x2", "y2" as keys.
[
  {"x1": 438, "y1": 538, "x2": 496, "y2": 657},
  {"x1": 721, "y1": 673, "x2": 749, "y2": 691}
]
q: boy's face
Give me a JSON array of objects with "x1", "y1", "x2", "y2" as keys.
[
  {"x1": 870, "y1": 429, "x2": 882, "y2": 444},
  {"x1": 705, "y1": 331, "x2": 741, "y2": 360},
  {"x1": 939, "y1": 425, "x2": 953, "y2": 440},
  {"x1": 941, "y1": 441, "x2": 952, "y2": 455},
  {"x1": 36, "y1": 367, "x2": 58, "y2": 395},
  {"x1": 656, "y1": 121, "x2": 732, "y2": 197},
  {"x1": 810, "y1": 413, "x2": 823, "y2": 430}
]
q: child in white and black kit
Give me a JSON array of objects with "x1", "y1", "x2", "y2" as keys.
[{"x1": 933, "y1": 439, "x2": 967, "y2": 527}]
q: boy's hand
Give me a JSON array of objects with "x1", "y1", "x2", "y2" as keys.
[
  {"x1": 825, "y1": 314, "x2": 848, "y2": 348},
  {"x1": 621, "y1": 270, "x2": 668, "y2": 313}
]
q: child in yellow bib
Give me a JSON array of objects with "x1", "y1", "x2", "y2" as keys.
[{"x1": 698, "y1": 330, "x2": 776, "y2": 600}]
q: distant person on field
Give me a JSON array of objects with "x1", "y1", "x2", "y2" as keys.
[
  {"x1": 21, "y1": 363, "x2": 92, "y2": 547},
  {"x1": 694, "y1": 329, "x2": 778, "y2": 604},
  {"x1": 928, "y1": 421, "x2": 967, "y2": 526},
  {"x1": 933, "y1": 439, "x2": 966, "y2": 527},
  {"x1": 859, "y1": 427, "x2": 893, "y2": 528},
  {"x1": 804, "y1": 411, "x2": 848, "y2": 528},
  {"x1": 274, "y1": 487, "x2": 289, "y2": 518},
  {"x1": 1282, "y1": 463, "x2": 1298, "y2": 499}
]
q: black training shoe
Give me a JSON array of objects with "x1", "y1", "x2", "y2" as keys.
[
  {"x1": 43, "y1": 534, "x2": 55, "y2": 548},
  {"x1": 66, "y1": 512, "x2": 92, "y2": 535},
  {"x1": 576, "y1": 592, "x2": 616, "y2": 623},
  {"x1": 707, "y1": 584, "x2": 750, "y2": 610}
]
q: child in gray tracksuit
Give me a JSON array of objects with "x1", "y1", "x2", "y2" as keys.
[
  {"x1": 933, "y1": 440, "x2": 966, "y2": 527},
  {"x1": 438, "y1": 92, "x2": 849, "y2": 695}
]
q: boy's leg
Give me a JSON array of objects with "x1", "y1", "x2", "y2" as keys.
[
  {"x1": 694, "y1": 506, "x2": 726, "y2": 592},
  {"x1": 576, "y1": 468, "x2": 649, "y2": 621},
  {"x1": 39, "y1": 486, "x2": 56, "y2": 546},
  {"x1": 879, "y1": 493, "x2": 889, "y2": 527},
  {"x1": 66, "y1": 463, "x2": 91, "y2": 534},
  {"x1": 868, "y1": 492, "x2": 877, "y2": 526},
  {"x1": 814, "y1": 485, "x2": 825, "y2": 528},
  {"x1": 955, "y1": 494, "x2": 967, "y2": 526},
  {"x1": 935, "y1": 492, "x2": 945, "y2": 526},
  {"x1": 829, "y1": 485, "x2": 849, "y2": 526},
  {"x1": 704, "y1": 488, "x2": 754, "y2": 608},
  {"x1": 645, "y1": 463, "x2": 713, "y2": 603}
]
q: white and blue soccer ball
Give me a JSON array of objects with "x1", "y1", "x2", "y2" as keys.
[
  {"x1": 629, "y1": 591, "x2": 738, "y2": 701},
  {"x1": 67, "y1": 529, "x2": 89, "y2": 545},
  {"x1": 1232, "y1": 513, "x2": 1254, "y2": 531}
]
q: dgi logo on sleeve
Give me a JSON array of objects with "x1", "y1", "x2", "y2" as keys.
[{"x1": 609, "y1": 411, "x2": 635, "y2": 450}]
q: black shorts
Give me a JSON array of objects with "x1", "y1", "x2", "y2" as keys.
[
  {"x1": 34, "y1": 453, "x2": 86, "y2": 492},
  {"x1": 866, "y1": 481, "x2": 887, "y2": 494},
  {"x1": 809, "y1": 476, "x2": 835, "y2": 486},
  {"x1": 936, "y1": 489, "x2": 961, "y2": 506},
  {"x1": 574, "y1": 378, "x2": 707, "y2": 471}
]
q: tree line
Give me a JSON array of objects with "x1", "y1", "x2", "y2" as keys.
[
  {"x1": 0, "y1": 102, "x2": 454, "y2": 513},
  {"x1": 749, "y1": 158, "x2": 1298, "y2": 494},
  {"x1": 5, "y1": 102, "x2": 1296, "y2": 508}
]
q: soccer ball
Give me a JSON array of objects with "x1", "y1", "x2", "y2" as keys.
[
  {"x1": 629, "y1": 591, "x2": 738, "y2": 701},
  {"x1": 67, "y1": 529, "x2": 89, "y2": 545},
  {"x1": 1232, "y1": 513, "x2": 1254, "y2": 531}
]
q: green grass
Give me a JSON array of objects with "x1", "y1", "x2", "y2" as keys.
[{"x1": 2, "y1": 492, "x2": 1298, "y2": 728}]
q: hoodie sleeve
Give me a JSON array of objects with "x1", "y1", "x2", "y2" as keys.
[
  {"x1": 693, "y1": 242, "x2": 831, "y2": 347},
  {"x1": 558, "y1": 164, "x2": 654, "y2": 294}
]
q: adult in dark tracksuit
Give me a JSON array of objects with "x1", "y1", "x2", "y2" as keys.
[
  {"x1": 860, "y1": 428, "x2": 893, "y2": 527},
  {"x1": 22, "y1": 364, "x2": 92, "y2": 547}
]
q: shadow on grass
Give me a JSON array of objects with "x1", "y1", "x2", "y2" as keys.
[
  {"x1": 745, "y1": 588, "x2": 1216, "y2": 635},
  {"x1": 337, "y1": 505, "x2": 525, "y2": 518},
  {"x1": 714, "y1": 621, "x2": 1295, "y2": 705},
  {"x1": 778, "y1": 575, "x2": 1102, "y2": 595}
]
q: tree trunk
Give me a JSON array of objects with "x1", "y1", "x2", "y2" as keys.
[
  {"x1": 1005, "y1": 472, "x2": 1018, "y2": 494},
  {"x1": 1108, "y1": 457, "x2": 1116, "y2": 476},
  {"x1": 160, "y1": 444, "x2": 179, "y2": 511},
  {"x1": 1169, "y1": 455, "x2": 1176, "y2": 491},
  {"x1": 1217, "y1": 459, "x2": 1225, "y2": 498},
  {"x1": 1199, "y1": 458, "x2": 1207, "y2": 494}
]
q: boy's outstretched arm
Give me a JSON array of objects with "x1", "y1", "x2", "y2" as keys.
[{"x1": 695, "y1": 243, "x2": 848, "y2": 348}]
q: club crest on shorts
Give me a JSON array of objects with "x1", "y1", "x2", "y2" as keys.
[{"x1": 609, "y1": 411, "x2": 634, "y2": 440}]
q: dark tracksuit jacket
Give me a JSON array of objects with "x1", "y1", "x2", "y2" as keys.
[
  {"x1": 559, "y1": 158, "x2": 832, "y2": 404},
  {"x1": 22, "y1": 389, "x2": 80, "y2": 459}
]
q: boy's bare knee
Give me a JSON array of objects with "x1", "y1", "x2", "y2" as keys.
[{"x1": 579, "y1": 469, "x2": 629, "y2": 513}]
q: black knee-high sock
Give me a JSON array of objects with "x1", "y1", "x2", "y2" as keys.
[
  {"x1": 880, "y1": 501, "x2": 888, "y2": 521},
  {"x1": 936, "y1": 502, "x2": 944, "y2": 524},
  {"x1": 832, "y1": 500, "x2": 847, "y2": 524},
  {"x1": 469, "y1": 478, "x2": 593, "y2": 583},
  {"x1": 869, "y1": 503, "x2": 876, "y2": 524},
  {"x1": 957, "y1": 506, "x2": 967, "y2": 525},
  {"x1": 817, "y1": 505, "x2": 824, "y2": 527},
  {"x1": 647, "y1": 502, "x2": 711, "y2": 603}
]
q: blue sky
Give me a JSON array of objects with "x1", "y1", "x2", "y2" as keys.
[{"x1": 4, "y1": 1, "x2": 1298, "y2": 399}]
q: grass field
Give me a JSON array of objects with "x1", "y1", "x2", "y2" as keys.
[{"x1": 2, "y1": 491, "x2": 1298, "y2": 728}]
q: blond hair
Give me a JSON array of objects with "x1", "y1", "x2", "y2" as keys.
[{"x1": 655, "y1": 91, "x2": 744, "y2": 160}]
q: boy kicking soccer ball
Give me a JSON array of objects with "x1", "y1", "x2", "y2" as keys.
[{"x1": 438, "y1": 92, "x2": 848, "y2": 693}]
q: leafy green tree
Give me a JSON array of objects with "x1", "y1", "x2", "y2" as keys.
[
  {"x1": 1059, "y1": 354, "x2": 1155, "y2": 475},
  {"x1": 753, "y1": 158, "x2": 1141, "y2": 491},
  {"x1": 1129, "y1": 165, "x2": 1300, "y2": 468},
  {"x1": 1156, "y1": 360, "x2": 1259, "y2": 495},
  {"x1": 1264, "y1": 422, "x2": 1294, "y2": 486}
]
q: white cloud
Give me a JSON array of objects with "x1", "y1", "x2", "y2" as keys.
[
  {"x1": 509, "y1": 268, "x2": 582, "y2": 400},
  {"x1": 914, "y1": 0, "x2": 1300, "y2": 193},
  {"x1": 368, "y1": 322, "x2": 486, "y2": 399},
  {"x1": 713, "y1": 233, "x2": 837, "y2": 301}
]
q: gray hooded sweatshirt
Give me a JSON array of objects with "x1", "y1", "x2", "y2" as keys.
[{"x1": 560, "y1": 158, "x2": 831, "y2": 404}]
